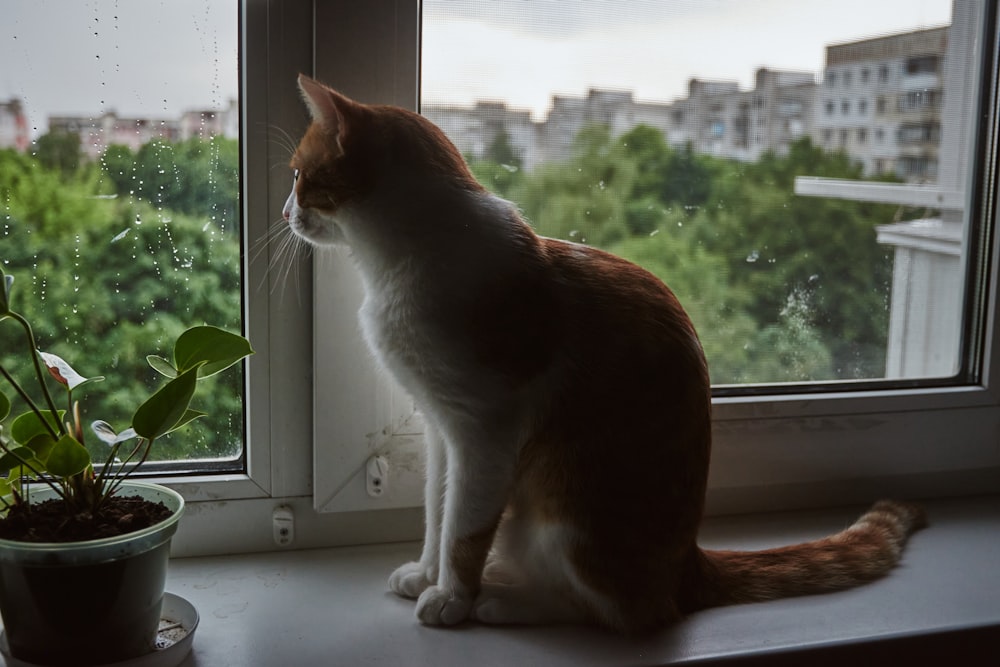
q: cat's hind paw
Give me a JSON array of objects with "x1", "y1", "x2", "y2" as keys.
[
  {"x1": 416, "y1": 585, "x2": 474, "y2": 626},
  {"x1": 388, "y1": 561, "x2": 435, "y2": 599}
]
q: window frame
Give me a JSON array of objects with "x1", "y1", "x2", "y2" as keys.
[
  {"x1": 152, "y1": 0, "x2": 322, "y2": 556},
  {"x1": 172, "y1": 0, "x2": 1000, "y2": 555},
  {"x1": 306, "y1": 0, "x2": 1000, "y2": 513}
]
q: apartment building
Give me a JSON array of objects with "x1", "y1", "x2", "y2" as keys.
[
  {"x1": 813, "y1": 26, "x2": 948, "y2": 182},
  {"x1": 49, "y1": 112, "x2": 181, "y2": 160},
  {"x1": 424, "y1": 68, "x2": 815, "y2": 172},
  {"x1": 666, "y1": 68, "x2": 816, "y2": 161},
  {"x1": 422, "y1": 100, "x2": 538, "y2": 169},
  {"x1": 423, "y1": 89, "x2": 674, "y2": 171},
  {"x1": 0, "y1": 98, "x2": 29, "y2": 152},
  {"x1": 47, "y1": 98, "x2": 239, "y2": 160}
]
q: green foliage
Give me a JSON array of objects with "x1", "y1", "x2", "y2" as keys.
[
  {"x1": 485, "y1": 128, "x2": 521, "y2": 168},
  {"x1": 32, "y1": 131, "x2": 83, "y2": 178},
  {"x1": 483, "y1": 127, "x2": 901, "y2": 383},
  {"x1": 0, "y1": 145, "x2": 244, "y2": 462},
  {"x1": 98, "y1": 136, "x2": 240, "y2": 231},
  {"x1": 0, "y1": 261, "x2": 253, "y2": 516}
]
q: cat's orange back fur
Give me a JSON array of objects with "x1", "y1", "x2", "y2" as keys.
[{"x1": 285, "y1": 75, "x2": 925, "y2": 633}]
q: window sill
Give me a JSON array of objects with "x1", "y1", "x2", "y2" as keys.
[{"x1": 167, "y1": 495, "x2": 1000, "y2": 666}]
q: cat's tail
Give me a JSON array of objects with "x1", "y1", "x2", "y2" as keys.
[{"x1": 687, "y1": 500, "x2": 927, "y2": 610}]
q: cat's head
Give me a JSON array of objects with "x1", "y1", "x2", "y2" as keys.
[{"x1": 283, "y1": 75, "x2": 482, "y2": 247}]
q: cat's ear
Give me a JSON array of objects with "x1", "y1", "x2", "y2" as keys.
[{"x1": 297, "y1": 74, "x2": 355, "y2": 148}]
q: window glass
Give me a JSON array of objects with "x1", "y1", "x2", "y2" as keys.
[
  {"x1": 421, "y1": 0, "x2": 977, "y2": 387},
  {"x1": 0, "y1": 1, "x2": 243, "y2": 465}
]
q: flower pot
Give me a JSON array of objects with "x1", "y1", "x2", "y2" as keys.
[{"x1": 0, "y1": 482, "x2": 184, "y2": 667}]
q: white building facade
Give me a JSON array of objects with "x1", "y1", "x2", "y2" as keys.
[{"x1": 814, "y1": 27, "x2": 948, "y2": 182}]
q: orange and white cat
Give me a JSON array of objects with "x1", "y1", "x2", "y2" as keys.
[{"x1": 284, "y1": 75, "x2": 926, "y2": 633}]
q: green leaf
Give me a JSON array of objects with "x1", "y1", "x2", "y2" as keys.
[
  {"x1": 10, "y1": 461, "x2": 43, "y2": 480},
  {"x1": 173, "y1": 325, "x2": 253, "y2": 378},
  {"x1": 156, "y1": 409, "x2": 207, "y2": 438},
  {"x1": 46, "y1": 435, "x2": 92, "y2": 478},
  {"x1": 0, "y1": 446, "x2": 36, "y2": 474},
  {"x1": 25, "y1": 433, "x2": 57, "y2": 462},
  {"x1": 10, "y1": 410, "x2": 64, "y2": 444},
  {"x1": 131, "y1": 365, "x2": 201, "y2": 441},
  {"x1": 146, "y1": 355, "x2": 178, "y2": 378},
  {"x1": 0, "y1": 390, "x2": 9, "y2": 422}
]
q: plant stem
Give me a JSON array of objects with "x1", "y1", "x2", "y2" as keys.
[
  {"x1": 0, "y1": 365, "x2": 60, "y2": 440},
  {"x1": 8, "y1": 311, "x2": 65, "y2": 437},
  {"x1": 103, "y1": 438, "x2": 153, "y2": 503},
  {"x1": 0, "y1": 439, "x2": 66, "y2": 500}
]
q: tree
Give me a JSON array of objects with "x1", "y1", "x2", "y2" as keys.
[
  {"x1": 512, "y1": 123, "x2": 636, "y2": 247},
  {"x1": 485, "y1": 128, "x2": 521, "y2": 168},
  {"x1": 482, "y1": 127, "x2": 898, "y2": 383},
  {"x1": 689, "y1": 138, "x2": 897, "y2": 378},
  {"x1": 32, "y1": 131, "x2": 83, "y2": 177},
  {"x1": 101, "y1": 137, "x2": 241, "y2": 232},
  {"x1": 0, "y1": 148, "x2": 243, "y2": 462},
  {"x1": 100, "y1": 143, "x2": 137, "y2": 195}
]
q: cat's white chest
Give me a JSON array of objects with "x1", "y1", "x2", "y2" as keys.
[{"x1": 358, "y1": 275, "x2": 444, "y2": 395}]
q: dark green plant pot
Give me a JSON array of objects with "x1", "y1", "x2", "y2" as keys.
[{"x1": 0, "y1": 482, "x2": 184, "y2": 666}]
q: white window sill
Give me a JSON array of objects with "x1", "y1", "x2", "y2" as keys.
[{"x1": 168, "y1": 495, "x2": 1000, "y2": 666}]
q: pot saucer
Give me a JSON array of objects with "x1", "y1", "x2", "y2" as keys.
[{"x1": 0, "y1": 592, "x2": 198, "y2": 667}]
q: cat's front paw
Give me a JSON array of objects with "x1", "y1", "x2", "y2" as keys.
[
  {"x1": 415, "y1": 585, "x2": 474, "y2": 626},
  {"x1": 388, "y1": 561, "x2": 436, "y2": 599}
]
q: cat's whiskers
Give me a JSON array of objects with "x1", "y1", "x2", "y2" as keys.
[
  {"x1": 246, "y1": 218, "x2": 310, "y2": 299},
  {"x1": 263, "y1": 123, "x2": 299, "y2": 161},
  {"x1": 273, "y1": 222, "x2": 312, "y2": 301}
]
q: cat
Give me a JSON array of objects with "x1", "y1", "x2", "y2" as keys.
[{"x1": 283, "y1": 74, "x2": 926, "y2": 633}]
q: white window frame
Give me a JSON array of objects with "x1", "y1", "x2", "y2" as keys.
[
  {"x1": 166, "y1": 0, "x2": 1000, "y2": 556},
  {"x1": 154, "y1": 0, "x2": 338, "y2": 557}
]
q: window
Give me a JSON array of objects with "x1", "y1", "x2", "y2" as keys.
[
  {"x1": 1, "y1": 2, "x2": 244, "y2": 469},
  {"x1": 308, "y1": 0, "x2": 999, "y2": 525},
  {"x1": 842, "y1": 99, "x2": 851, "y2": 114},
  {"x1": 878, "y1": 63, "x2": 890, "y2": 83},
  {"x1": 906, "y1": 54, "x2": 941, "y2": 75},
  {"x1": 6, "y1": 1, "x2": 982, "y2": 551},
  {"x1": 900, "y1": 89, "x2": 943, "y2": 111},
  {"x1": 826, "y1": 100, "x2": 836, "y2": 115},
  {"x1": 0, "y1": 0, "x2": 327, "y2": 556},
  {"x1": 898, "y1": 122, "x2": 942, "y2": 143},
  {"x1": 6, "y1": 0, "x2": 990, "y2": 550},
  {"x1": 859, "y1": 98, "x2": 869, "y2": 114}
]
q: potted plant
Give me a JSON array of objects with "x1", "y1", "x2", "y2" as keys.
[{"x1": 0, "y1": 262, "x2": 252, "y2": 666}]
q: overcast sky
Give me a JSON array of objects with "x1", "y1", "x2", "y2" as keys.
[
  {"x1": 1, "y1": 0, "x2": 237, "y2": 134},
  {"x1": 1, "y1": 0, "x2": 953, "y2": 134},
  {"x1": 422, "y1": 0, "x2": 953, "y2": 118}
]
